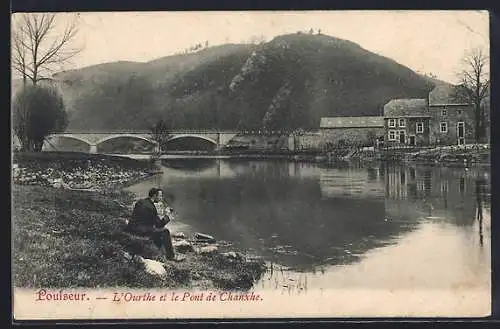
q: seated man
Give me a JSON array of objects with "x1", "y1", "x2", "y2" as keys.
[{"x1": 126, "y1": 187, "x2": 183, "y2": 262}]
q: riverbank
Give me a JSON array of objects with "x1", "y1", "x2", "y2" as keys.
[
  {"x1": 405, "y1": 144, "x2": 490, "y2": 165},
  {"x1": 108, "y1": 144, "x2": 491, "y2": 167},
  {"x1": 12, "y1": 152, "x2": 266, "y2": 290},
  {"x1": 12, "y1": 151, "x2": 162, "y2": 191}
]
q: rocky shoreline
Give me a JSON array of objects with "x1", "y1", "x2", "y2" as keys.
[
  {"x1": 122, "y1": 144, "x2": 491, "y2": 167},
  {"x1": 12, "y1": 151, "x2": 162, "y2": 191},
  {"x1": 12, "y1": 152, "x2": 267, "y2": 290}
]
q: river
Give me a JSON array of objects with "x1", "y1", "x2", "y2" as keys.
[{"x1": 124, "y1": 159, "x2": 491, "y2": 313}]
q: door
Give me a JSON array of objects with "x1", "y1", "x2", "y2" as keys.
[
  {"x1": 408, "y1": 135, "x2": 416, "y2": 146},
  {"x1": 457, "y1": 122, "x2": 465, "y2": 145},
  {"x1": 399, "y1": 130, "x2": 405, "y2": 144}
]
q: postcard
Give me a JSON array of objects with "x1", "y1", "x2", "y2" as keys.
[{"x1": 11, "y1": 10, "x2": 491, "y2": 320}]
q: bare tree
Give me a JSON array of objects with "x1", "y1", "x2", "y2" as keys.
[
  {"x1": 12, "y1": 13, "x2": 82, "y2": 86},
  {"x1": 453, "y1": 47, "x2": 490, "y2": 143}
]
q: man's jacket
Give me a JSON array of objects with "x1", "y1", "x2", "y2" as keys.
[{"x1": 127, "y1": 198, "x2": 166, "y2": 235}]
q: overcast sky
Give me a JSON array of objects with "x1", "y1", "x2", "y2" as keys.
[{"x1": 12, "y1": 10, "x2": 489, "y2": 84}]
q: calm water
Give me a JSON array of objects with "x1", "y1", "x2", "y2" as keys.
[{"x1": 125, "y1": 159, "x2": 491, "y2": 293}]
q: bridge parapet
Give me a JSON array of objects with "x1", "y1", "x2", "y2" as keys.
[{"x1": 45, "y1": 130, "x2": 246, "y2": 153}]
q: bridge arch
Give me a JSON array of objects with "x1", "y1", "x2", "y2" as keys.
[
  {"x1": 95, "y1": 134, "x2": 157, "y2": 146},
  {"x1": 43, "y1": 135, "x2": 94, "y2": 152},
  {"x1": 45, "y1": 135, "x2": 92, "y2": 146},
  {"x1": 165, "y1": 134, "x2": 218, "y2": 151},
  {"x1": 167, "y1": 134, "x2": 217, "y2": 145}
]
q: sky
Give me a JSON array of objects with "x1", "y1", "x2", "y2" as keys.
[{"x1": 12, "y1": 10, "x2": 489, "y2": 84}]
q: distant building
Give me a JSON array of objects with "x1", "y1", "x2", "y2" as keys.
[{"x1": 316, "y1": 116, "x2": 384, "y2": 148}]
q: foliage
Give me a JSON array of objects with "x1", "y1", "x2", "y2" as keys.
[
  {"x1": 71, "y1": 73, "x2": 158, "y2": 130},
  {"x1": 150, "y1": 119, "x2": 172, "y2": 153},
  {"x1": 12, "y1": 84, "x2": 68, "y2": 152}
]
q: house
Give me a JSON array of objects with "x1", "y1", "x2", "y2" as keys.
[
  {"x1": 382, "y1": 85, "x2": 475, "y2": 146},
  {"x1": 427, "y1": 84, "x2": 475, "y2": 146},
  {"x1": 383, "y1": 99, "x2": 430, "y2": 146},
  {"x1": 318, "y1": 116, "x2": 385, "y2": 148}
]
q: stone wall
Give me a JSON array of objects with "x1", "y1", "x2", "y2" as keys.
[
  {"x1": 297, "y1": 128, "x2": 384, "y2": 150},
  {"x1": 226, "y1": 135, "x2": 290, "y2": 150}
]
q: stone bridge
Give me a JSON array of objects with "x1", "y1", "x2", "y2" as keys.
[{"x1": 44, "y1": 130, "x2": 239, "y2": 153}]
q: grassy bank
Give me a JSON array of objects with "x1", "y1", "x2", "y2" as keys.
[
  {"x1": 12, "y1": 185, "x2": 266, "y2": 290},
  {"x1": 12, "y1": 151, "x2": 266, "y2": 290}
]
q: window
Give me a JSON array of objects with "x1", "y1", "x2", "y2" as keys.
[
  {"x1": 442, "y1": 109, "x2": 447, "y2": 116},
  {"x1": 388, "y1": 119, "x2": 396, "y2": 127},
  {"x1": 388, "y1": 130, "x2": 396, "y2": 141},
  {"x1": 457, "y1": 110, "x2": 462, "y2": 115},
  {"x1": 398, "y1": 118, "x2": 406, "y2": 127},
  {"x1": 440, "y1": 122, "x2": 448, "y2": 133},
  {"x1": 416, "y1": 122, "x2": 424, "y2": 133}
]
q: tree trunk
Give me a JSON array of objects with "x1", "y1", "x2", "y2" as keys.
[
  {"x1": 34, "y1": 139, "x2": 44, "y2": 152},
  {"x1": 475, "y1": 102, "x2": 482, "y2": 143}
]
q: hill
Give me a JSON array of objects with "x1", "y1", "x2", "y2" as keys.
[{"x1": 14, "y1": 33, "x2": 438, "y2": 131}]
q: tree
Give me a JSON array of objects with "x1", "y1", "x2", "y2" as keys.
[
  {"x1": 453, "y1": 47, "x2": 490, "y2": 143},
  {"x1": 12, "y1": 13, "x2": 82, "y2": 86},
  {"x1": 150, "y1": 119, "x2": 172, "y2": 154},
  {"x1": 12, "y1": 85, "x2": 68, "y2": 152}
]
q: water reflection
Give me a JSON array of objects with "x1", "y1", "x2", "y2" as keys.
[
  {"x1": 125, "y1": 160, "x2": 490, "y2": 290},
  {"x1": 162, "y1": 158, "x2": 217, "y2": 171}
]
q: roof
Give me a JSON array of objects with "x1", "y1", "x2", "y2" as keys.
[
  {"x1": 428, "y1": 84, "x2": 458, "y2": 105},
  {"x1": 383, "y1": 99, "x2": 428, "y2": 117},
  {"x1": 320, "y1": 116, "x2": 384, "y2": 129},
  {"x1": 428, "y1": 83, "x2": 472, "y2": 106}
]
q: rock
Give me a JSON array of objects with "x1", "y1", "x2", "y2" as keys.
[
  {"x1": 172, "y1": 232, "x2": 186, "y2": 239},
  {"x1": 245, "y1": 255, "x2": 264, "y2": 263},
  {"x1": 121, "y1": 251, "x2": 133, "y2": 261},
  {"x1": 197, "y1": 245, "x2": 218, "y2": 255},
  {"x1": 52, "y1": 179, "x2": 64, "y2": 188},
  {"x1": 173, "y1": 239, "x2": 194, "y2": 253},
  {"x1": 194, "y1": 232, "x2": 216, "y2": 243},
  {"x1": 222, "y1": 251, "x2": 244, "y2": 260},
  {"x1": 136, "y1": 256, "x2": 166, "y2": 276},
  {"x1": 217, "y1": 240, "x2": 233, "y2": 247}
]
